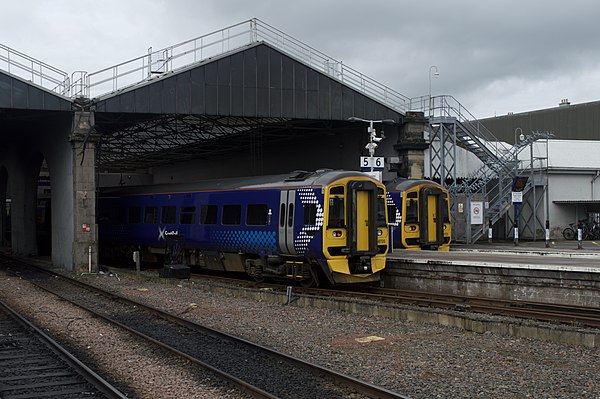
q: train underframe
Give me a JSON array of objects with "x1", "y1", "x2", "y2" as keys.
[{"x1": 101, "y1": 243, "x2": 327, "y2": 287}]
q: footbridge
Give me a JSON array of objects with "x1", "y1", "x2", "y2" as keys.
[{"x1": 1, "y1": 19, "x2": 432, "y2": 271}]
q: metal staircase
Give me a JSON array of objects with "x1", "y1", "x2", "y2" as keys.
[{"x1": 410, "y1": 95, "x2": 538, "y2": 243}]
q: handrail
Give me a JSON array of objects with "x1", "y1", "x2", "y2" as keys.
[
  {"x1": 83, "y1": 18, "x2": 410, "y2": 113},
  {"x1": 0, "y1": 43, "x2": 70, "y2": 96}
]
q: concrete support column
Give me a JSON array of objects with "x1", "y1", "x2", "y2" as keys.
[
  {"x1": 70, "y1": 111, "x2": 99, "y2": 273},
  {"x1": 393, "y1": 111, "x2": 429, "y2": 179}
]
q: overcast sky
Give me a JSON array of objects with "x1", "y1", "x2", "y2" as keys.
[{"x1": 2, "y1": 0, "x2": 599, "y2": 118}]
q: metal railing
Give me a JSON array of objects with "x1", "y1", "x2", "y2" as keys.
[
  {"x1": 78, "y1": 18, "x2": 410, "y2": 113},
  {"x1": 0, "y1": 43, "x2": 70, "y2": 96}
]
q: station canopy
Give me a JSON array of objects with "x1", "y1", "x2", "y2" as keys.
[{"x1": 85, "y1": 20, "x2": 406, "y2": 172}]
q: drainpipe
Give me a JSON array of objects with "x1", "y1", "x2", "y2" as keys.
[{"x1": 592, "y1": 170, "x2": 600, "y2": 200}]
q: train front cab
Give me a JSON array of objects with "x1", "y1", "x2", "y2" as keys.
[
  {"x1": 389, "y1": 180, "x2": 451, "y2": 251},
  {"x1": 322, "y1": 177, "x2": 388, "y2": 284}
]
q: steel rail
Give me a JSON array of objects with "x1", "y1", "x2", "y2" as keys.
[
  {"x1": 5, "y1": 260, "x2": 410, "y2": 399},
  {"x1": 0, "y1": 297, "x2": 128, "y2": 399}
]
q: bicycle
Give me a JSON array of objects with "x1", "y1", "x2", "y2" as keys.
[{"x1": 562, "y1": 220, "x2": 591, "y2": 240}]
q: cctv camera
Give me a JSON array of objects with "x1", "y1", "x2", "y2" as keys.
[{"x1": 372, "y1": 136, "x2": 383, "y2": 143}]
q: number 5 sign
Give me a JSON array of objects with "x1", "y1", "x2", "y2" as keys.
[{"x1": 360, "y1": 156, "x2": 384, "y2": 171}]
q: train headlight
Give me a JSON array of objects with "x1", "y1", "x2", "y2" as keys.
[
  {"x1": 332, "y1": 230, "x2": 343, "y2": 237},
  {"x1": 377, "y1": 229, "x2": 383, "y2": 236},
  {"x1": 408, "y1": 225, "x2": 417, "y2": 231}
]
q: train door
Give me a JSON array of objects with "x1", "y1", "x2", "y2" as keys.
[
  {"x1": 347, "y1": 181, "x2": 378, "y2": 254},
  {"x1": 278, "y1": 190, "x2": 296, "y2": 255},
  {"x1": 419, "y1": 186, "x2": 445, "y2": 246}
]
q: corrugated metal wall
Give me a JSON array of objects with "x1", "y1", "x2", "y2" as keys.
[{"x1": 479, "y1": 101, "x2": 600, "y2": 143}]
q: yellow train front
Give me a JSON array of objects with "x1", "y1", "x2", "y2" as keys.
[{"x1": 386, "y1": 178, "x2": 451, "y2": 251}]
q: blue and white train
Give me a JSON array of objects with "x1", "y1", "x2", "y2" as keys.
[{"x1": 98, "y1": 169, "x2": 389, "y2": 287}]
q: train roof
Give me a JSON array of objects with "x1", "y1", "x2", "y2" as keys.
[
  {"x1": 100, "y1": 169, "x2": 381, "y2": 196},
  {"x1": 385, "y1": 178, "x2": 444, "y2": 192}
]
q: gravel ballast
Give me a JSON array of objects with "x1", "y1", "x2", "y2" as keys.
[{"x1": 0, "y1": 268, "x2": 598, "y2": 399}]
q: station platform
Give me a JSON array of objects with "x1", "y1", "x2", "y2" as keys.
[
  {"x1": 450, "y1": 238, "x2": 600, "y2": 257},
  {"x1": 383, "y1": 240, "x2": 599, "y2": 307}
]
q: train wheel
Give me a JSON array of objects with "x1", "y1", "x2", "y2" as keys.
[
  {"x1": 299, "y1": 267, "x2": 319, "y2": 288},
  {"x1": 245, "y1": 259, "x2": 265, "y2": 283}
]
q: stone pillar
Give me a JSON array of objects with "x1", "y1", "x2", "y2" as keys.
[
  {"x1": 70, "y1": 111, "x2": 99, "y2": 273},
  {"x1": 393, "y1": 111, "x2": 429, "y2": 179}
]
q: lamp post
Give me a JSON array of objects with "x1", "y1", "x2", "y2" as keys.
[
  {"x1": 513, "y1": 127, "x2": 525, "y2": 246},
  {"x1": 347, "y1": 117, "x2": 396, "y2": 172},
  {"x1": 428, "y1": 65, "x2": 439, "y2": 112}
]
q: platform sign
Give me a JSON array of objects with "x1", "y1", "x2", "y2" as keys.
[
  {"x1": 360, "y1": 156, "x2": 384, "y2": 171},
  {"x1": 363, "y1": 171, "x2": 382, "y2": 181},
  {"x1": 512, "y1": 191, "x2": 523, "y2": 204},
  {"x1": 471, "y1": 201, "x2": 483, "y2": 225}
]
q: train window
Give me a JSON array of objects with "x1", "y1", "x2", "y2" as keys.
[
  {"x1": 287, "y1": 204, "x2": 294, "y2": 227},
  {"x1": 377, "y1": 187, "x2": 384, "y2": 195},
  {"x1": 405, "y1": 199, "x2": 418, "y2": 224},
  {"x1": 222, "y1": 204, "x2": 242, "y2": 225},
  {"x1": 279, "y1": 204, "x2": 286, "y2": 227},
  {"x1": 387, "y1": 205, "x2": 397, "y2": 224},
  {"x1": 377, "y1": 197, "x2": 387, "y2": 227},
  {"x1": 330, "y1": 186, "x2": 344, "y2": 195},
  {"x1": 180, "y1": 206, "x2": 196, "y2": 224},
  {"x1": 303, "y1": 203, "x2": 318, "y2": 226},
  {"x1": 328, "y1": 197, "x2": 345, "y2": 228},
  {"x1": 199, "y1": 205, "x2": 217, "y2": 225},
  {"x1": 442, "y1": 198, "x2": 451, "y2": 223},
  {"x1": 247, "y1": 204, "x2": 268, "y2": 226},
  {"x1": 128, "y1": 206, "x2": 141, "y2": 224},
  {"x1": 161, "y1": 206, "x2": 176, "y2": 224},
  {"x1": 144, "y1": 206, "x2": 159, "y2": 224},
  {"x1": 117, "y1": 207, "x2": 126, "y2": 224}
]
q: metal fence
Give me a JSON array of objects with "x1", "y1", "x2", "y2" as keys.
[{"x1": 0, "y1": 43, "x2": 70, "y2": 96}]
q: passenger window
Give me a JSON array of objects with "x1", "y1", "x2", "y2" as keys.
[
  {"x1": 247, "y1": 204, "x2": 268, "y2": 226},
  {"x1": 279, "y1": 204, "x2": 286, "y2": 227},
  {"x1": 442, "y1": 198, "x2": 451, "y2": 223},
  {"x1": 387, "y1": 204, "x2": 397, "y2": 224},
  {"x1": 288, "y1": 204, "x2": 294, "y2": 227},
  {"x1": 199, "y1": 205, "x2": 217, "y2": 225},
  {"x1": 128, "y1": 206, "x2": 141, "y2": 224},
  {"x1": 144, "y1": 206, "x2": 158, "y2": 224},
  {"x1": 405, "y1": 199, "x2": 418, "y2": 224},
  {"x1": 161, "y1": 206, "x2": 176, "y2": 224},
  {"x1": 180, "y1": 206, "x2": 196, "y2": 224},
  {"x1": 113, "y1": 207, "x2": 126, "y2": 224},
  {"x1": 222, "y1": 204, "x2": 241, "y2": 225},
  {"x1": 377, "y1": 197, "x2": 387, "y2": 227},
  {"x1": 303, "y1": 203, "x2": 318, "y2": 226}
]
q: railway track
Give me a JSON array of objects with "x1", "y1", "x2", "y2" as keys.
[
  {"x1": 2, "y1": 259, "x2": 410, "y2": 399},
  {"x1": 326, "y1": 286, "x2": 600, "y2": 329},
  {"x1": 0, "y1": 298, "x2": 126, "y2": 399},
  {"x1": 187, "y1": 272, "x2": 600, "y2": 329}
]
